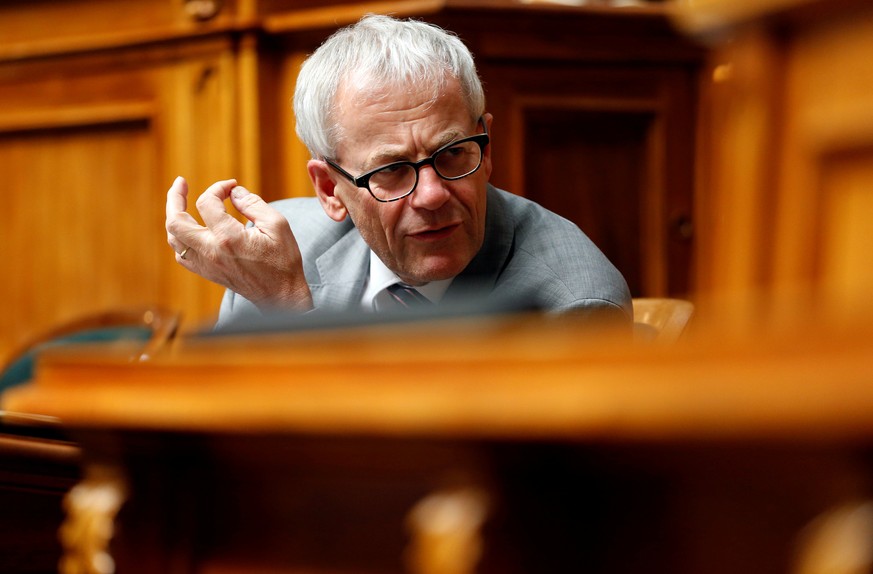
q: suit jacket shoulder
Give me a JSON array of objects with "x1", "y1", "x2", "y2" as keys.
[{"x1": 449, "y1": 186, "x2": 632, "y2": 321}]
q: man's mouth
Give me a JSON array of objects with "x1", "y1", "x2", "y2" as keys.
[{"x1": 409, "y1": 223, "x2": 460, "y2": 241}]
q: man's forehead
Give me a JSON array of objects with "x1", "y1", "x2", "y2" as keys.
[
  {"x1": 341, "y1": 116, "x2": 468, "y2": 165},
  {"x1": 333, "y1": 78, "x2": 470, "y2": 165},
  {"x1": 334, "y1": 70, "x2": 465, "y2": 119},
  {"x1": 340, "y1": 67, "x2": 448, "y2": 98}
]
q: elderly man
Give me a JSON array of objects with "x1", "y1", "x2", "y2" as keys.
[{"x1": 166, "y1": 14, "x2": 631, "y2": 328}]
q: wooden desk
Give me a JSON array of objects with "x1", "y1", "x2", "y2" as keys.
[{"x1": 5, "y1": 313, "x2": 873, "y2": 574}]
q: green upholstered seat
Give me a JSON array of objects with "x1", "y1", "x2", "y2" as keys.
[{"x1": 0, "y1": 326, "x2": 152, "y2": 393}]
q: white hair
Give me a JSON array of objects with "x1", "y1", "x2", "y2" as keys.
[{"x1": 293, "y1": 14, "x2": 486, "y2": 159}]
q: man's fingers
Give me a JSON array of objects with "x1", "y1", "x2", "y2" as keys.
[
  {"x1": 166, "y1": 176, "x2": 188, "y2": 218},
  {"x1": 197, "y1": 179, "x2": 239, "y2": 229},
  {"x1": 167, "y1": 190, "x2": 203, "y2": 244},
  {"x1": 166, "y1": 176, "x2": 201, "y2": 247},
  {"x1": 167, "y1": 179, "x2": 283, "y2": 276},
  {"x1": 165, "y1": 176, "x2": 188, "y2": 240},
  {"x1": 230, "y1": 186, "x2": 285, "y2": 234},
  {"x1": 176, "y1": 245, "x2": 195, "y2": 264}
]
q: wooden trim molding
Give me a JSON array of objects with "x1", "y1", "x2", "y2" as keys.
[
  {"x1": 0, "y1": 102, "x2": 155, "y2": 134},
  {"x1": 673, "y1": 0, "x2": 871, "y2": 37},
  {"x1": 263, "y1": 0, "x2": 446, "y2": 33}
]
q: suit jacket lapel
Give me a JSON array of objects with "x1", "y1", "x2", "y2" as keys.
[
  {"x1": 444, "y1": 185, "x2": 514, "y2": 303},
  {"x1": 310, "y1": 226, "x2": 370, "y2": 309}
]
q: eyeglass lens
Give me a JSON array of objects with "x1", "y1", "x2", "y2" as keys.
[{"x1": 369, "y1": 139, "x2": 483, "y2": 200}]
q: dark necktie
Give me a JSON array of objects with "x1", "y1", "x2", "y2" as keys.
[{"x1": 386, "y1": 283, "x2": 432, "y2": 309}]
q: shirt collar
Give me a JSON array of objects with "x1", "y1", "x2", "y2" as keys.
[{"x1": 361, "y1": 250, "x2": 453, "y2": 310}]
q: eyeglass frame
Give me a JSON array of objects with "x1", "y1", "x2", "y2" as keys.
[{"x1": 322, "y1": 116, "x2": 490, "y2": 203}]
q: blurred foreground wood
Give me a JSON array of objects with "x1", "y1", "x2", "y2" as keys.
[
  {"x1": 4, "y1": 310, "x2": 873, "y2": 574},
  {"x1": 5, "y1": 311, "x2": 873, "y2": 443}
]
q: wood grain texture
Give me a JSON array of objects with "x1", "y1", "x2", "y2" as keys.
[{"x1": 675, "y1": 0, "x2": 873, "y2": 325}]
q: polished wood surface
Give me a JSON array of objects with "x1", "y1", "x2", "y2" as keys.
[
  {"x1": 4, "y1": 312, "x2": 871, "y2": 440},
  {"x1": 632, "y1": 297, "x2": 695, "y2": 342},
  {"x1": 4, "y1": 312, "x2": 873, "y2": 574},
  {"x1": 2, "y1": 313, "x2": 870, "y2": 435}
]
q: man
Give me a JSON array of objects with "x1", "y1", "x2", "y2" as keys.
[{"x1": 165, "y1": 14, "x2": 631, "y2": 328}]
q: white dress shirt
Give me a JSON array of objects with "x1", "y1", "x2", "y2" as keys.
[{"x1": 360, "y1": 250, "x2": 453, "y2": 311}]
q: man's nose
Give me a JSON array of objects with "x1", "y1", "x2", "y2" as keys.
[{"x1": 408, "y1": 165, "x2": 450, "y2": 210}]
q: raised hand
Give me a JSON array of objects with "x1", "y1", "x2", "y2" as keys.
[{"x1": 165, "y1": 177, "x2": 313, "y2": 311}]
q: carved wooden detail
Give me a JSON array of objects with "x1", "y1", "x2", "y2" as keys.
[
  {"x1": 406, "y1": 486, "x2": 490, "y2": 574},
  {"x1": 59, "y1": 468, "x2": 127, "y2": 574}
]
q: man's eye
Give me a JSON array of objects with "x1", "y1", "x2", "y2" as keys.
[{"x1": 443, "y1": 145, "x2": 464, "y2": 156}]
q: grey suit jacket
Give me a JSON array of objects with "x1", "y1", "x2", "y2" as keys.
[{"x1": 216, "y1": 185, "x2": 631, "y2": 328}]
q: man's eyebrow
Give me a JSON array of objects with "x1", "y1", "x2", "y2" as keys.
[
  {"x1": 365, "y1": 148, "x2": 409, "y2": 169},
  {"x1": 434, "y1": 129, "x2": 465, "y2": 148},
  {"x1": 364, "y1": 129, "x2": 467, "y2": 169}
]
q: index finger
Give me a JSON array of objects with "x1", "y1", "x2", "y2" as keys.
[{"x1": 196, "y1": 179, "x2": 239, "y2": 230}]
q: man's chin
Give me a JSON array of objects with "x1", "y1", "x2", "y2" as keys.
[{"x1": 398, "y1": 258, "x2": 468, "y2": 286}]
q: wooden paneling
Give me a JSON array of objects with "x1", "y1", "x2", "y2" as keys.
[
  {"x1": 480, "y1": 62, "x2": 697, "y2": 296},
  {"x1": 779, "y1": 7, "x2": 873, "y2": 320},
  {"x1": 675, "y1": 0, "x2": 873, "y2": 325},
  {"x1": 433, "y1": 6, "x2": 701, "y2": 298},
  {"x1": 0, "y1": 0, "x2": 244, "y2": 61},
  {"x1": 689, "y1": 29, "x2": 784, "y2": 299},
  {"x1": 0, "y1": 38, "x2": 245, "y2": 363},
  {"x1": 522, "y1": 108, "x2": 650, "y2": 295},
  {"x1": 1, "y1": 121, "x2": 157, "y2": 333},
  {"x1": 818, "y1": 150, "x2": 873, "y2": 314}
]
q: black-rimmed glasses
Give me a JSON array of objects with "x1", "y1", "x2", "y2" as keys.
[{"x1": 324, "y1": 116, "x2": 489, "y2": 203}]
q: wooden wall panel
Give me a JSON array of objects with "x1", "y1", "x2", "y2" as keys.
[
  {"x1": 0, "y1": 0, "x2": 243, "y2": 59},
  {"x1": 818, "y1": 150, "x2": 873, "y2": 317},
  {"x1": 1, "y1": 122, "x2": 154, "y2": 334},
  {"x1": 780, "y1": 9, "x2": 873, "y2": 320},
  {"x1": 680, "y1": 0, "x2": 873, "y2": 325},
  {"x1": 691, "y1": 31, "x2": 784, "y2": 300},
  {"x1": 482, "y1": 64, "x2": 697, "y2": 297},
  {"x1": 0, "y1": 39, "x2": 245, "y2": 364},
  {"x1": 522, "y1": 108, "x2": 650, "y2": 296}
]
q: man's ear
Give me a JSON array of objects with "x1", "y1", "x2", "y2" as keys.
[
  {"x1": 481, "y1": 112, "x2": 494, "y2": 180},
  {"x1": 308, "y1": 159, "x2": 348, "y2": 222}
]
